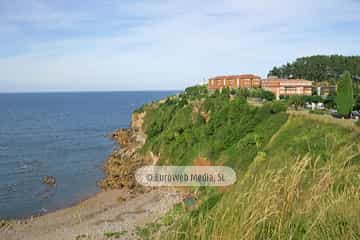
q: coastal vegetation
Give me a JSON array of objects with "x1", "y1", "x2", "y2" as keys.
[
  {"x1": 140, "y1": 85, "x2": 287, "y2": 169},
  {"x1": 336, "y1": 71, "x2": 354, "y2": 117},
  {"x1": 132, "y1": 85, "x2": 360, "y2": 239}
]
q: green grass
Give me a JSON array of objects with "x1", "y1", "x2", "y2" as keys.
[
  {"x1": 133, "y1": 86, "x2": 360, "y2": 239},
  {"x1": 135, "y1": 223, "x2": 162, "y2": 240},
  {"x1": 140, "y1": 86, "x2": 287, "y2": 168},
  {"x1": 250, "y1": 115, "x2": 359, "y2": 171},
  {"x1": 134, "y1": 203, "x2": 185, "y2": 239},
  {"x1": 309, "y1": 109, "x2": 326, "y2": 115},
  {"x1": 161, "y1": 116, "x2": 360, "y2": 240}
]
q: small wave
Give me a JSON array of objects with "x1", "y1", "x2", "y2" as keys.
[
  {"x1": 0, "y1": 183, "x2": 17, "y2": 194},
  {"x1": 40, "y1": 208, "x2": 48, "y2": 213},
  {"x1": 18, "y1": 160, "x2": 40, "y2": 168},
  {"x1": 0, "y1": 145, "x2": 8, "y2": 151},
  {"x1": 34, "y1": 187, "x2": 56, "y2": 200},
  {"x1": 19, "y1": 164, "x2": 29, "y2": 170}
]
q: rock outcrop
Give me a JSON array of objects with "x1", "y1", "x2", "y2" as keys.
[
  {"x1": 132, "y1": 112, "x2": 146, "y2": 144},
  {"x1": 42, "y1": 176, "x2": 56, "y2": 186},
  {"x1": 98, "y1": 112, "x2": 149, "y2": 190}
]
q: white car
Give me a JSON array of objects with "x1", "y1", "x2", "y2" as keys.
[
  {"x1": 305, "y1": 102, "x2": 312, "y2": 109},
  {"x1": 351, "y1": 111, "x2": 360, "y2": 120},
  {"x1": 317, "y1": 103, "x2": 325, "y2": 110}
]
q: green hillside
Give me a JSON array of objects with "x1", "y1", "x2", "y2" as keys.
[
  {"x1": 268, "y1": 55, "x2": 360, "y2": 82},
  {"x1": 134, "y1": 86, "x2": 360, "y2": 240}
]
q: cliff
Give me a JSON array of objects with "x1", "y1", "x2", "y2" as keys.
[
  {"x1": 98, "y1": 112, "x2": 150, "y2": 189},
  {"x1": 103, "y1": 85, "x2": 360, "y2": 240},
  {"x1": 97, "y1": 85, "x2": 360, "y2": 239}
]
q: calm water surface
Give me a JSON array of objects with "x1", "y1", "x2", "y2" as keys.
[{"x1": 0, "y1": 91, "x2": 177, "y2": 219}]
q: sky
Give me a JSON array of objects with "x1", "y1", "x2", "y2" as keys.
[{"x1": 0, "y1": 0, "x2": 359, "y2": 92}]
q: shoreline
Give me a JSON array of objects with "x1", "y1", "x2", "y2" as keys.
[
  {"x1": 1, "y1": 188, "x2": 181, "y2": 240},
  {"x1": 7, "y1": 188, "x2": 104, "y2": 222},
  {"x1": 3, "y1": 129, "x2": 119, "y2": 221},
  {"x1": 9, "y1": 113, "x2": 145, "y2": 221},
  {"x1": 0, "y1": 110, "x2": 179, "y2": 240}
]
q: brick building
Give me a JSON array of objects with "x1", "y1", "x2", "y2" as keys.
[
  {"x1": 314, "y1": 83, "x2": 337, "y2": 96},
  {"x1": 208, "y1": 74, "x2": 261, "y2": 90},
  {"x1": 208, "y1": 74, "x2": 313, "y2": 100},
  {"x1": 261, "y1": 78, "x2": 313, "y2": 100}
]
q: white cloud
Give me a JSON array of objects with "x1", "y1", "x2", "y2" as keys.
[{"x1": 0, "y1": 0, "x2": 359, "y2": 92}]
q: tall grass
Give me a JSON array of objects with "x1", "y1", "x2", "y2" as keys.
[
  {"x1": 138, "y1": 86, "x2": 360, "y2": 239},
  {"x1": 288, "y1": 110, "x2": 360, "y2": 133},
  {"x1": 159, "y1": 115, "x2": 360, "y2": 240},
  {"x1": 162, "y1": 152, "x2": 360, "y2": 240}
]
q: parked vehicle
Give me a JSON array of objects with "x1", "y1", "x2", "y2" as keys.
[
  {"x1": 306, "y1": 102, "x2": 325, "y2": 110},
  {"x1": 305, "y1": 102, "x2": 312, "y2": 109},
  {"x1": 317, "y1": 103, "x2": 325, "y2": 110},
  {"x1": 331, "y1": 110, "x2": 343, "y2": 119},
  {"x1": 351, "y1": 111, "x2": 360, "y2": 120}
]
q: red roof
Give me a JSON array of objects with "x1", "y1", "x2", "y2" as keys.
[
  {"x1": 262, "y1": 78, "x2": 312, "y2": 83},
  {"x1": 209, "y1": 74, "x2": 261, "y2": 80}
]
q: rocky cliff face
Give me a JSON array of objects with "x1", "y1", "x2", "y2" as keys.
[
  {"x1": 98, "y1": 112, "x2": 150, "y2": 190},
  {"x1": 131, "y1": 112, "x2": 146, "y2": 144}
]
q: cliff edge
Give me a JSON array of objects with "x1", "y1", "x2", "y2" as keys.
[{"x1": 98, "y1": 111, "x2": 149, "y2": 189}]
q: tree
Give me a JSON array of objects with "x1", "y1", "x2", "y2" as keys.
[
  {"x1": 268, "y1": 55, "x2": 360, "y2": 84},
  {"x1": 261, "y1": 90, "x2": 276, "y2": 101},
  {"x1": 305, "y1": 95, "x2": 323, "y2": 103},
  {"x1": 323, "y1": 96, "x2": 336, "y2": 109},
  {"x1": 289, "y1": 95, "x2": 305, "y2": 110},
  {"x1": 336, "y1": 71, "x2": 354, "y2": 117},
  {"x1": 265, "y1": 101, "x2": 288, "y2": 114}
]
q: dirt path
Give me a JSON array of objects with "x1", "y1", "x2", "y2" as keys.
[{"x1": 0, "y1": 189, "x2": 180, "y2": 240}]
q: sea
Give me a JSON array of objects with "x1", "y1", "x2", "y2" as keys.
[{"x1": 0, "y1": 91, "x2": 178, "y2": 219}]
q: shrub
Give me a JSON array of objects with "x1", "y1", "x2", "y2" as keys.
[
  {"x1": 336, "y1": 71, "x2": 354, "y2": 117},
  {"x1": 280, "y1": 95, "x2": 290, "y2": 100},
  {"x1": 242, "y1": 88, "x2": 275, "y2": 101},
  {"x1": 304, "y1": 95, "x2": 323, "y2": 103},
  {"x1": 324, "y1": 95, "x2": 336, "y2": 109},
  {"x1": 265, "y1": 101, "x2": 288, "y2": 114},
  {"x1": 262, "y1": 90, "x2": 276, "y2": 101},
  {"x1": 288, "y1": 95, "x2": 305, "y2": 110},
  {"x1": 185, "y1": 85, "x2": 208, "y2": 99},
  {"x1": 142, "y1": 87, "x2": 288, "y2": 166}
]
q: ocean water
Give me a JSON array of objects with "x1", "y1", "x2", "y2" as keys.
[{"x1": 0, "y1": 91, "x2": 177, "y2": 219}]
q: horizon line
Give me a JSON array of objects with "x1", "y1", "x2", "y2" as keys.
[{"x1": 0, "y1": 89, "x2": 183, "y2": 94}]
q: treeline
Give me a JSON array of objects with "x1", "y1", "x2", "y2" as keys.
[{"x1": 268, "y1": 55, "x2": 360, "y2": 83}]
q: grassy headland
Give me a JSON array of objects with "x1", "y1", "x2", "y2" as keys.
[{"x1": 131, "y1": 85, "x2": 360, "y2": 239}]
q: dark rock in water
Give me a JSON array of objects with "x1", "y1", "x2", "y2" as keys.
[{"x1": 42, "y1": 176, "x2": 56, "y2": 186}]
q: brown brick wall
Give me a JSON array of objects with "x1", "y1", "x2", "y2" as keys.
[
  {"x1": 208, "y1": 76, "x2": 313, "y2": 99},
  {"x1": 208, "y1": 75, "x2": 262, "y2": 90}
]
